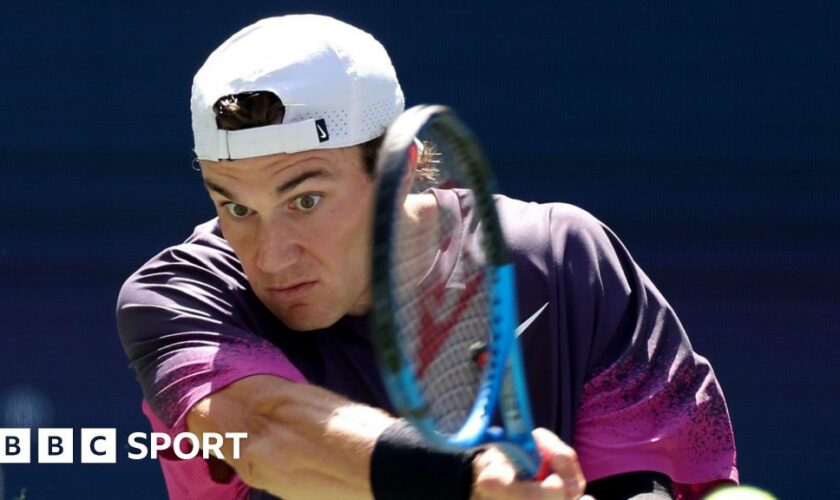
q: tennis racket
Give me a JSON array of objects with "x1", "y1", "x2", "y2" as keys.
[{"x1": 371, "y1": 104, "x2": 548, "y2": 479}]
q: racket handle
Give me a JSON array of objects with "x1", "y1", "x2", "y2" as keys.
[
  {"x1": 491, "y1": 433, "x2": 545, "y2": 481},
  {"x1": 534, "y1": 456, "x2": 552, "y2": 481}
]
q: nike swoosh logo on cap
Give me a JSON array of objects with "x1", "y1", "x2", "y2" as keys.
[
  {"x1": 316, "y1": 123, "x2": 327, "y2": 139},
  {"x1": 515, "y1": 302, "x2": 549, "y2": 337}
]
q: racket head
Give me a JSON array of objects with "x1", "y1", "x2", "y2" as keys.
[{"x1": 371, "y1": 105, "x2": 518, "y2": 449}]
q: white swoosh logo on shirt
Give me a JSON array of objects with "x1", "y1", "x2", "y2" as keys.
[{"x1": 515, "y1": 302, "x2": 549, "y2": 337}]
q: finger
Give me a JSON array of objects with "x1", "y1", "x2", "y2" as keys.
[
  {"x1": 475, "y1": 454, "x2": 574, "y2": 500},
  {"x1": 473, "y1": 441, "x2": 586, "y2": 500},
  {"x1": 549, "y1": 450, "x2": 585, "y2": 498},
  {"x1": 474, "y1": 447, "x2": 516, "y2": 487},
  {"x1": 476, "y1": 472, "x2": 566, "y2": 500},
  {"x1": 472, "y1": 447, "x2": 515, "y2": 500},
  {"x1": 533, "y1": 428, "x2": 586, "y2": 498}
]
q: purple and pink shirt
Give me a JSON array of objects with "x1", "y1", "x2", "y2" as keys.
[{"x1": 117, "y1": 192, "x2": 737, "y2": 499}]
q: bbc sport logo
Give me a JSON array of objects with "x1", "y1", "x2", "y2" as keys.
[{"x1": 0, "y1": 428, "x2": 247, "y2": 463}]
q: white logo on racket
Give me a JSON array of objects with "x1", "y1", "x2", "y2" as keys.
[
  {"x1": 470, "y1": 302, "x2": 549, "y2": 369},
  {"x1": 515, "y1": 302, "x2": 549, "y2": 337}
]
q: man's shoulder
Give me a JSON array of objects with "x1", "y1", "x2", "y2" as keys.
[
  {"x1": 181, "y1": 218, "x2": 230, "y2": 251},
  {"x1": 495, "y1": 195, "x2": 608, "y2": 250},
  {"x1": 139, "y1": 218, "x2": 237, "y2": 270},
  {"x1": 118, "y1": 218, "x2": 247, "y2": 303}
]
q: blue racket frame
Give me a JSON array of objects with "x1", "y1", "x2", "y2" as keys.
[{"x1": 371, "y1": 105, "x2": 544, "y2": 478}]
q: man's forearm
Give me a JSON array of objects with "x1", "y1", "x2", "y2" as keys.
[
  {"x1": 187, "y1": 374, "x2": 395, "y2": 499},
  {"x1": 185, "y1": 374, "x2": 586, "y2": 500}
]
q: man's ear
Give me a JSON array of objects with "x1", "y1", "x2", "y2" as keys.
[
  {"x1": 408, "y1": 138, "x2": 423, "y2": 177},
  {"x1": 398, "y1": 138, "x2": 422, "y2": 198}
]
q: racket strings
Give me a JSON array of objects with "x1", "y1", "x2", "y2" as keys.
[{"x1": 390, "y1": 132, "x2": 495, "y2": 435}]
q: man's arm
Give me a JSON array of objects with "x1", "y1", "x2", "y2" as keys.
[
  {"x1": 188, "y1": 375, "x2": 588, "y2": 500},
  {"x1": 187, "y1": 374, "x2": 394, "y2": 499}
]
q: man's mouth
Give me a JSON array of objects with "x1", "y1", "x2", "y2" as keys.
[{"x1": 267, "y1": 281, "x2": 317, "y2": 301}]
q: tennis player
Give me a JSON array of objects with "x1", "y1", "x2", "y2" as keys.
[{"x1": 117, "y1": 14, "x2": 738, "y2": 500}]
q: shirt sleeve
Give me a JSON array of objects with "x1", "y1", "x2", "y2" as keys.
[
  {"x1": 116, "y1": 236, "x2": 305, "y2": 436},
  {"x1": 548, "y1": 205, "x2": 738, "y2": 497},
  {"x1": 141, "y1": 399, "x2": 252, "y2": 500}
]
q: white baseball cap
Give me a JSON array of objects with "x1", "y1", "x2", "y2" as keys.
[{"x1": 191, "y1": 14, "x2": 405, "y2": 161}]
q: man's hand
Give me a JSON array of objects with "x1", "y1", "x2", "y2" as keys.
[{"x1": 471, "y1": 428, "x2": 588, "y2": 500}]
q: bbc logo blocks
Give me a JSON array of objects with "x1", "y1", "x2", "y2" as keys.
[
  {"x1": 1, "y1": 429, "x2": 116, "y2": 464},
  {"x1": 81, "y1": 428, "x2": 117, "y2": 463},
  {"x1": 38, "y1": 428, "x2": 73, "y2": 463},
  {"x1": 0, "y1": 429, "x2": 29, "y2": 463},
  {"x1": 1, "y1": 429, "x2": 246, "y2": 463}
]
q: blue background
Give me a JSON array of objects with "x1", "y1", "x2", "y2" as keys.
[{"x1": 1, "y1": 1, "x2": 838, "y2": 498}]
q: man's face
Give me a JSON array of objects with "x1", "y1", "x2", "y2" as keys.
[{"x1": 200, "y1": 146, "x2": 374, "y2": 331}]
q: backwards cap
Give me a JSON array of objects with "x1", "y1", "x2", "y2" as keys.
[{"x1": 191, "y1": 15, "x2": 405, "y2": 161}]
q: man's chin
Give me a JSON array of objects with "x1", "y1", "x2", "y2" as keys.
[{"x1": 272, "y1": 304, "x2": 341, "y2": 332}]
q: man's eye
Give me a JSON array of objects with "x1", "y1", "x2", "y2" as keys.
[
  {"x1": 292, "y1": 194, "x2": 322, "y2": 211},
  {"x1": 224, "y1": 203, "x2": 252, "y2": 219}
]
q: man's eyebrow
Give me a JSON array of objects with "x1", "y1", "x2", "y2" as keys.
[
  {"x1": 203, "y1": 169, "x2": 333, "y2": 200},
  {"x1": 276, "y1": 169, "x2": 333, "y2": 195},
  {"x1": 204, "y1": 180, "x2": 236, "y2": 200}
]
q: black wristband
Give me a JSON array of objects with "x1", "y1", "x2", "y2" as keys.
[{"x1": 370, "y1": 420, "x2": 479, "y2": 500}]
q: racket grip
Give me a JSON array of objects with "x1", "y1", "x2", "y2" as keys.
[
  {"x1": 493, "y1": 435, "x2": 548, "y2": 481},
  {"x1": 533, "y1": 456, "x2": 552, "y2": 481}
]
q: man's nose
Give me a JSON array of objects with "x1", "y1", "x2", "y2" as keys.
[{"x1": 255, "y1": 219, "x2": 302, "y2": 274}]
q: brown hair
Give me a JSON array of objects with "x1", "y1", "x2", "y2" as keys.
[
  {"x1": 212, "y1": 91, "x2": 438, "y2": 185},
  {"x1": 212, "y1": 91, "x2": 382, "y2": 176}
]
